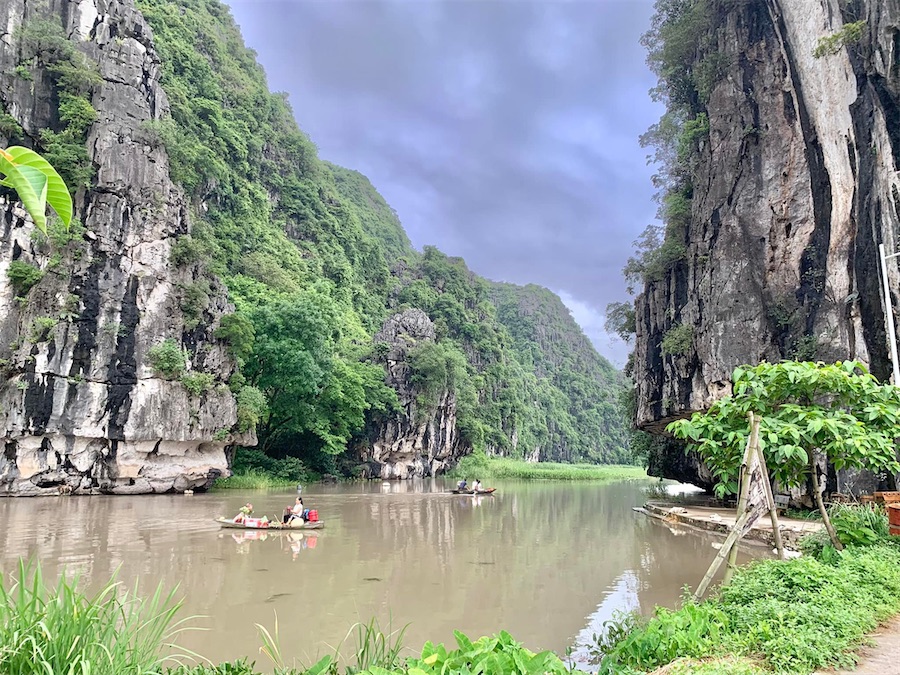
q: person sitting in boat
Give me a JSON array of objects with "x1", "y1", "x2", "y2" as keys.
[
  {"x1": 457, "y1": 478, "x2": 468, "y2": 491},
  {"x1": 233, "y1": 502, "x2": 254, "y2": 524},
  {"x1": 283, "y1": 497, "x2": 305, "y2": 525},
  {"x1": 472, "y1": 479, "x2": 483, "y2": 492}
]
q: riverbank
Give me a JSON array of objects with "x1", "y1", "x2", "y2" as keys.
[
  {"x1": 449, "y1": 455, "x2": 647, "y2": 481},
  {"x1": 597, "y1": 516, "x2": 900, "y2": 674}
]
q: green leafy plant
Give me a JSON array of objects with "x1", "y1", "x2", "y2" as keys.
[
  {"x1": 235, "y1": 385, "x2": 267, "y2": 433},
  {"x1": 0, "y1": 146, "x2": 72, "y2": 234},
  {"x1": 813, "y1": 20, "x2": 866, "y2": 58},
  {"x1": 661, "y1": 323, "x2": 693, "y2": 356},
  {"x1": 6, "y1": 260, "x2": 43, "y2": 297},
  {"x1": 148, "y1": 338, "x2": 187, "y2": 379},
  {"x1": 30, "y1": 316, "x2": 58, "y2": 342},
  {"x1": 669, "y1": 360, "x2": 900, "y2": 548},
  {"x1": 181, "y1": 371, "x2": 215, "y2": 396}
]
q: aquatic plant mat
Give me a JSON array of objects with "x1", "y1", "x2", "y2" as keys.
[{"x1": 596, "y1": 543, "x2": 900, "y2": 674}]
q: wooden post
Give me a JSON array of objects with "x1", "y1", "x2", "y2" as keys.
[
  {"x1": 723, "y1": 415, "x2": 756, "y2": 584},
  {"x1": 754, "y1": 440, "x2": 786, "y2": 559},
  {"x1": 694, "y1": 509, "x2": 751, "y2": 601}
]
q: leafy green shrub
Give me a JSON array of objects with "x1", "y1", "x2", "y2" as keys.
[
  {"x1": 181, "y1": 371, "x2": 215, "y2": 396},
  {"x1": 802, "y1": 504, "x2": 889, "y2": 559},
  {"x1": 147, "y1": 338, "x2": 186, "y2": 379},
  {"x1": 0, "y1": 111, "x2": 23, "y2": 138},
  {"x1": 813, "y1": 20, "x2": 866, "y2": 58},
  {"x1": 6, "y1": 260, "x2": 43, "y2": 297},
  {"x1": 169, "y1": 235, "x2": 205, "y2": 267},
  {"x1": 215, "y1": 313, "x2": 255, "y2": 363},
  {"x1": 227, "y1": 447, "x2": 309, "y2": 484},
  {"x1": 661, "y1": 324, "x2": 693, "y2": 356},
  {"x1": 30, "y1": 316, "x2": 58, "y2": 342},
  {"x1": 402, "y1": 629, "x2": 583, "y2": 675},
  {"x1": 236, "y1": 385, "x2": 267, "y2": 432},
  {"x1": 180, "y1": 280, "x2": 211, "y2": 329}
]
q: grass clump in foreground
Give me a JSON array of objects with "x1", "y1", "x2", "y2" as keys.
[
  {"x1": 596, "y1": 537, "x2": 900, "y2": 674},
  {"x1": 0, "y1": 560, "x2": 187, "y2": 675},
  {"x1": 449, "y1": 451, "x2": 647, "y2": 481}
]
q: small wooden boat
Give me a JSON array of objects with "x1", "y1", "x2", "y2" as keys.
[
  {"x1": 449, "y1": 488, "x2": 496, "y2": 495},
  {"x1": 215, "y1": 517, "x2": 325, "y2": 530}
]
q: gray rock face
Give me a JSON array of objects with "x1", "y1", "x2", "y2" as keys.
[
  {"x1": 635, "y1": 0, "x2": 900, "y2": 446},
  {"x1": 0, "y1": 0, "x2": 250, "y2": 495},
  {"x1": 362, "y1": 309, "x2": 467, "y2": 479}
]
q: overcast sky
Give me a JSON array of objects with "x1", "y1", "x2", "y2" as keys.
[{"x1": 223, "y1": 0, "x2": 662, "y2": 366}]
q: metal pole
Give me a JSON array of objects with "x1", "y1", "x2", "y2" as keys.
[{"x1": 879, "y1": 243, "x2": 900, "y2": 385}]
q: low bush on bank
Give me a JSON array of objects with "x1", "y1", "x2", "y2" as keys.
[
  {"x1": 449, "y1": 452, "x2": 647, "y2": 482},
  {"x1": 214, "y1": 448, "x2": 311, "y2": 489},
  {"x1": 596, "y1": 539, "x2": 900, "y2": 674}
]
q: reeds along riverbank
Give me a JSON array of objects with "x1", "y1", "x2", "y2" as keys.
[{"x1": 448, "y1": 455, "x2": 648, "y2": 481}]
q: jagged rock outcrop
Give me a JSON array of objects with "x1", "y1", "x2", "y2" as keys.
[
  {"x1": 635, "y1": 0, "x2": 900, "y2": 478},
  {"x1": 362, "y1": 309, "x2": 466, "y2": 479},
  {"x1": 0, "y1": 0, "x2": 249, "y2": 495}
]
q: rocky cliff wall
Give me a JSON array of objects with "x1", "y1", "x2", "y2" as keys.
[
  {"x1": 0, "y1": 0, "x2": 247, "y2": 495},
  {"x1": 635, "y1": 0, "x2": 900, "y2": 466},
  {"x1": 361, "y1": 309, "x2": 466, "y2": 479}
]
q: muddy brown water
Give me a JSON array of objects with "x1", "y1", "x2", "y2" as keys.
[{"x1": 0, "y1": 479, "x2": 761, "y2": 670}]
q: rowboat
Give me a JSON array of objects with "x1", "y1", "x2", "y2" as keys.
[
  {"x1": 449, "y1": 488, "x2": 496, "y2": 495},
  {"x1": 215, "y1": 517, "x2": 325, "y2": 530}
]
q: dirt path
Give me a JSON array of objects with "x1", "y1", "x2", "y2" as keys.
[{"x1": 823, "y1": 617, "x2": 900, "y2": 675}]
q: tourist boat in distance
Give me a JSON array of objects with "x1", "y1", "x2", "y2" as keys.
[
  {"x1": 214, "y1": 517, "x2": 325, "y2": 530},
  {"x1": 449, "y1": 488, "x2": 497, "y2": 495}
]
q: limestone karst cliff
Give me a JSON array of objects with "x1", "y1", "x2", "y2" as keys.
[
  {"x1": 0, "y1": 0, "x2": 246, "y2": 495},
  {"x1": 631, "y1": 0, "x2": 900, "y2": 489}
]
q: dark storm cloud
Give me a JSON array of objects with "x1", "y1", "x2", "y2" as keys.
[{"x1": 223, "y1": 0, "x2": 662, "y2": 365}]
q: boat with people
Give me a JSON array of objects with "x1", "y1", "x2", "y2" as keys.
[
  {"x1": 449, "y1": 488, "x2": 497, "y2": 495},
  {"x1": 215, "y1": 517, "x2": 325, "y2": 530},
  {"x1": 218, "y1": 499, "x2": 324, "y2": 530}
]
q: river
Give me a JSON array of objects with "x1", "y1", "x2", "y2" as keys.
[{"x1": 0, "y1": 479, "x2": 760, "y2": 670}]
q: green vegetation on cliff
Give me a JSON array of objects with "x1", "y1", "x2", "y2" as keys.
[{"x1": 131, "y1": 0, "x2": 630, "y2": 472}]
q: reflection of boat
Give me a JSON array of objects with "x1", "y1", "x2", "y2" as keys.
[
  {"x1": 449, "y1": 488, "x2": 497, "y2": 495},
  {"x1": 215, "y1": 517, "x2": 325, "y2": 530}
]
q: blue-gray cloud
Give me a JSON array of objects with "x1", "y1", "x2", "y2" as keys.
[{"x1": 223, "y1": 0, "x2": 662, "y2": 366}]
